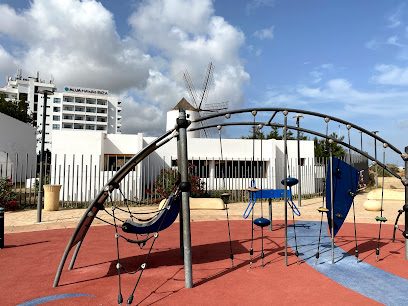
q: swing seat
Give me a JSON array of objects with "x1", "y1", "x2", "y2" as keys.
[
  {"x1": 317, "y1": 207, "x2": 329, "y2": 213},
  {"x1": 281, "y1": 177, "x2": 298, "y2": 187},
  {"x1": 375, "y1": 216, "x2": 387, "y2": 222},
  {"x1": 122, "y1": 195, "x2": 180, "y2": 235},
  {"x1": 254, "y1": 217, "x2": 271, "y2": 227}
]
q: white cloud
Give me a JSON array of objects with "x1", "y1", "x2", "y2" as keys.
[
  {"x1": 0, "y1": 0, "x2": 249, "y2": 135},
  {"x1": 387, "y1": 7, "x2": 403, "y2": 28},
  {"x1": 246, "y1": 0, "x2": 275, "y2": 13},
  {"x1": 262, "y1": 78, "x2": 408, "y2": 118},
  {"x1": 308, "y1": 63, "x2": 334, "y2": 84},
  {"x1": 372, "y1": 64, "x2": 408, "y2": 85},
  {"x1": 254, "y1": 26, "x2": 275, "y2": 40}
]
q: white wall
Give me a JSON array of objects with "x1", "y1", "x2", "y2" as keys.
[
  {"x1": 0, "y1": 113, "x2": 36, "y2": 182},
  {"x1": 50, "y1": 130, "x2": 316, "y2": 202}
]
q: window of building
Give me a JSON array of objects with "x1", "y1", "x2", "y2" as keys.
[
  {"x1": 53, "y1": 107, "x2": 60, "y2": 112},
  {"x1": 86, "y1": 99, "x2": 96, "y2": 104},
  {"x1": 74, "y1": 124, "x2": 84, "y2": 130},
  {"x1": 75, "y1": 98, "x2": 84, "y2": 103},
  {"x1": 86, "y1": 116, "x2": 95, "y2": 121},
  {"x1": 97, "y1": 109, "x2": 106, "y2": 114},
  {"x1": 86, "y1": 125, "x2": 95, "y2": 130},
  {"x1": 170, "y1": 159, "x2": 267, "y2": 179},
  {"x1": 53, "y1": 115, "x2": 60, "y2": 121},
  {"x1": 97, "y1": 117, "x2": 106, "y2": 122},
  {"x1": 75, "y1": 116, "x2": 84, "y2": 121},
  {"x1": 52, "y1": 124, "x2": 60, "y2": 130},
  {"x1": 63, "y1": 123, "x2": 72, "y2": 129},
  {"x1": 97, "y1": 100, "x2": 107, "y2": 105},
  {"x1": 54, "y1": 98, "x2": 61, "y2": 103},
  {"x1": 75, "y1": 107, "x2": 84, "y2": 112},
  {"x1": 86, "y1": 108, "x2": 96, "y2": 113},
  {"x1": 63, "y1": 106, "x2": 73, "y2": 111},
  {"x1": 96, "y1": 126, "x2": 105, "y2": 130},
  {"x1": 64, "y1": 96, "x2": 74, "y2": 102}
]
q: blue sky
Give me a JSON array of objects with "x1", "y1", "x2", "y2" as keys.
[{"x1": 0, "y1": 0, "x2": 407, "y2": 165}]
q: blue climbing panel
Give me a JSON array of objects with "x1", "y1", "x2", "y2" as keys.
[{"x1": 326, "y1": 157, "x2": 359, "y2": 237}]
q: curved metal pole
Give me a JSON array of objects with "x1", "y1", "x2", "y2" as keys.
[
  {"x1": 189, "y1": 121, "x2": 403, "y2": 181},
  {"x1": 190, "y1": 107, "x2": 403, "y2": 155}
]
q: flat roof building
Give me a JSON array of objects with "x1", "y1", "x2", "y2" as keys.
[{"x1": 0, "y1": 70, "x2": 122, "y2": 152}]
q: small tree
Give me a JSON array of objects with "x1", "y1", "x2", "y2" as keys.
[
  {"x1": 0, "y1": 93, "x2": 33, "y2": 124},
  {"x1": 314, "y1": 133, "x2": 345, "y2": 158},
  {"x1": 147, "y1": 163, "x2": 205, "y2": 202},
  {"x1": 242, "y1": 125, "x2": 308, "y2": 140}
]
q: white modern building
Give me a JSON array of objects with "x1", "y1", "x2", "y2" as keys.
[
  {"x1": 50, "y1": 99, "x2": 316, "y2": 203},
  {"x1": 0, "y1": 70, "x2": 122, "y2": 152}
]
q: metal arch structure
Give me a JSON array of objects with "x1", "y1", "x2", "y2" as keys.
[
  {"x1": 54, "y1": 107, "x2": 408, "y2": 291},
  {"x1": 188, "y1": 107, "x2": 408, "y2": 264}
]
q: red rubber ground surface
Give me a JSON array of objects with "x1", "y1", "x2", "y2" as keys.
[{"x1": 1, "y1": 220, "x2": 407, "y2": 305}]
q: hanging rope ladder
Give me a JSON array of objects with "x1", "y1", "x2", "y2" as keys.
[
  {"x1": 217, "y1": 124, "x2": 234, "y2": 268},
  {"x1": 347, "y1": 124, "x2": 359, "y2": 263}
]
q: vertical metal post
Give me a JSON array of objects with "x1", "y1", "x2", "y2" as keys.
[
  {"x1": 37, "y1": 90, "x2": 53, "y2": 222},
  {"x1": 329, "y1": 139, "x2": 335, "y2": 264},
  {"x1": 359, "y1": 131, "x2": 363, "y2": 151},
  {"x1": 373, "y1": 131, "x2": 379, "y2": 188},
  {"x1": 283, "y1": 111, "x2": 288, "y2": 266},
  {"x1": 293, "y1": 114, "x2": 303, "y2": 206},
  {"x1": 177, "y1": 108, "x2": 193, "y2": 288},
  {"x1": 0, "y1": 207, "x2": 4, "y2": 249},
  {"x1": 404, "y1": 146, "x2": 408, "y2": 260}
]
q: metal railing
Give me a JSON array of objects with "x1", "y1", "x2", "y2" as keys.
[{"x1": 0, "y1": 151, "x2": 368, "y2": 209}]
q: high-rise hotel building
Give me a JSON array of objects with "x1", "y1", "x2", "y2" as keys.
[{"x1": 0, "y1": 70, "x2": 121, "y2": 151}]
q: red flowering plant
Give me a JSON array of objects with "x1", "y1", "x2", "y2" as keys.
[
  {"x1": 0, "y1": 177, "x2": 19, "y2": 211},
  {"x1": 147, "y1": 163, "x2": 206, "y2": 203}
]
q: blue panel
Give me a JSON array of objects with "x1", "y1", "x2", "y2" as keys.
[
  {"x1": 254, "y1": 189, "x2": 291, "y2": 199},
  {"x1": 326, "y1": 157, "x2": 359, "y2": 237}
]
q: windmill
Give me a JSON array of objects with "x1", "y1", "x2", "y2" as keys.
[{"x1": 183, "y1": 62, "x2": 228, "y2": 138}]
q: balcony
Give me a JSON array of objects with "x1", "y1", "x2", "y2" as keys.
[
  {"x1": 63, "y1": 97, "x2": 74, "y2": 103},
  {"x1": 97, "y1": 99, "x2": 107, "y2": 106}
]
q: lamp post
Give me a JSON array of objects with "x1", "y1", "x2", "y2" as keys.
[
  {"x1": 372, "y1": 131, "x2": 379, "y2": 188},
  {"x1": 37, "y1": 89, "x2": 54, "y2": 222},
  {"x1": 293, "y1": 114, "x2": 303, "y2": 207}
]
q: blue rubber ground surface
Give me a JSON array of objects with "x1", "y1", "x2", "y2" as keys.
[
  {"x1": 288, "y1": 221, "x2": 408, "y2": 305},
  {"x1": 16, "y1": 294, "x2": 94, "y2": 306}
]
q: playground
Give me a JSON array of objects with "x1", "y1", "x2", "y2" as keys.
[
  {"x1": 1, "y1": 107, "x2": 408, "y2": 305},
  {"x1": 1, "y1": 181, "x2": 407, "y2": 305}
]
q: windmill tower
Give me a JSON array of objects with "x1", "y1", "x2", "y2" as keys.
[
  {"x1": 183, "y1": 62, "x2": 228, "y2": 138},
  {"x1": 166, "y1": 97, "x2": 201, "y2": 138}
]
